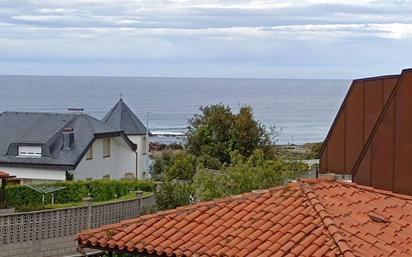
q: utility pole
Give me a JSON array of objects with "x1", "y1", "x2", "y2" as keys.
[{"x1": 146, "y1": 111, "x2": 151, "y2": 177}]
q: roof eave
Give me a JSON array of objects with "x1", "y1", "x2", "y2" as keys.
[{"x1": 0, "y1": 161, "x2": 74, "y2": 170}]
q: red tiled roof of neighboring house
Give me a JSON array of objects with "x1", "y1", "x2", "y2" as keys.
[
  {"x1": 76, "y1": 178, "x2": 412, "y2": 257},
  {"x1": 0, "y1": 170, "x2": 10, "y2": 178}
]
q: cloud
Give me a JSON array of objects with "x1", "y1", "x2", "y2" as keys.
[{"x1": 0, "y1": 0, "x2": 411, "y2": 78}]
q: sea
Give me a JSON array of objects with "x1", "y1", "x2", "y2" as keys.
[{"x1": 0, "y1": 75, "x2": 350, "y2": 145}]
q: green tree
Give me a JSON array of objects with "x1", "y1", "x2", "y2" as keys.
[
  {"x1": 186, "y1": 104, "x2": 273, "y2": 166},
  {"x1": 153, "y1": 104, "x2": 309, "y2": 211},
  {"x1": 230, "y1": 106, "x2": 273, "y2": 158},
  {"x1": 186, "y1": 104, "x2": 234, "y2": 165}
]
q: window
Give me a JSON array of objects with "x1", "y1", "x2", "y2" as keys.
[
  {"x1": 18, "y1": 146, "x2": 41, "y2": 157},
  {"x1": 142, "y1": 136, "x2": 147, "y2": 154},
  {"x1": 123, "y1": 172, "x2": 135, "y2": 180},
  {"x1": 86, "y1": 145, "x2": 93, "y2": 160},
  {"x1": 103, "y1": 138, "x2": 111, "y2": 158}
]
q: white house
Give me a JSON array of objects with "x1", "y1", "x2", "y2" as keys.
[
  {"x1": 0, "y1": 99, "x2": 149, "y2": 184},
  {"x1": 101, "y1": 98, "x2": 149, "y2": 179}
]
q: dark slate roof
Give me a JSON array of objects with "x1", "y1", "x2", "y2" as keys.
[
  {"x1": 102, "y1": 99, "x2": 147, "y2": 135},
  {"x1": 0, "y1": 111, "x2": 136, "y2": 169}
]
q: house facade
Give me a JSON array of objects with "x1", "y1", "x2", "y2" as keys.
[
  {"x1": 0, "y1": 99, "x2": 149, "y2": 184},
  {"x1": 101, "y1": 98, "x2": 149, "y2": 179},
  {"x1": 72, "y1": 136, "x2": 137, "y2": 181}
]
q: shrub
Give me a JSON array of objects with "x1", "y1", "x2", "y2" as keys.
[
  {"x1": 303, "y1": 142, "x2": 323, "y2": 159},
  {"x1": 152, "y1": 150, "x2": 181, "y2": 180},
  {"x1": 165, "y1": 152, "x2": 197, "y2": 180},
  {"x1": 155, "y1": 179, "x2": 195, "y2": 211},
  {"x1": 6, "y1": 179, "x2": 154, "y2": 211},
  {"x1": 193, "y1": 149, "x2": 308, "y2": 201},
  {"x1": 154, "y1": 150, "x2": 309, "y2": 211}
]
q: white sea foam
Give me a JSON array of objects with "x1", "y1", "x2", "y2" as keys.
[{"x1": 150, "y1": 130, "x2": 185, "y2": 137}]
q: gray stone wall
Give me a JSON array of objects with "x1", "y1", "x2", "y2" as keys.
[
  {"x1": 0, "y1": 193, "x2": 155, "y2": 257},
  {"x1": 0, "y1": 235, "x2": 78, "y2": 257}
]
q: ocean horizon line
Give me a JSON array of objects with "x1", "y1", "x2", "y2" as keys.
[{"x1": 0, "y1": 74, "x2": 351, "y2": 81}]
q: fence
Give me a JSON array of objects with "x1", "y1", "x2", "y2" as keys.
[{"x1": 0, "y1": 192, "x2": 155, "y2": 257}]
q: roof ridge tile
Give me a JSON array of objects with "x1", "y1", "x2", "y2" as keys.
[{"x1": 299, "y1": 181, "x2": 356, "y2": 257}]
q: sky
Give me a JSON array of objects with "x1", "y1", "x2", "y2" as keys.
[{"x1": 0, "y1": 0, "x2": 411, "y2": 79}]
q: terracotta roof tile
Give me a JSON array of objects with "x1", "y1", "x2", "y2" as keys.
[
  {"x1": 0, "y1": 170, "x2": 10, "y2": 178},
  {"x1": 77, "y1": 179, "x2": 412, "y2": 256}
]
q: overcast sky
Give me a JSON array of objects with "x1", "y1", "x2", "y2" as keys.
[{"x1": 0, "y1": 0, "x2": 411, "y2": 79}]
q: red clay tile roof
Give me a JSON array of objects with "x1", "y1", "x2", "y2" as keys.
[
  {"x1": 76, "y1": 178, "x2": 412, "y2": 256},
  {"x1": 0, "y1": 170, "x2": 10, "y2": 178}
]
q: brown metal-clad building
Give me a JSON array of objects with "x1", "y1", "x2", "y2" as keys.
[
  {"x1": 352, "y1": 69, "x2": 412, "y2": 195},
  {"x1": 320, "y1": 68, "x2": 412, "y2": 195},
  {"x1": 319, "y1": 74, "x2": 399, "y2": 174}
]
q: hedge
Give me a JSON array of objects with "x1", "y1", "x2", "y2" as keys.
[{"x1": 6, "y1": 179, "x2": 154, "y2": 211}]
